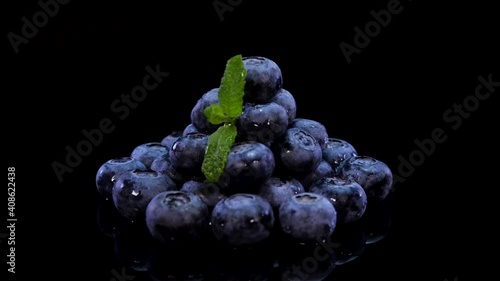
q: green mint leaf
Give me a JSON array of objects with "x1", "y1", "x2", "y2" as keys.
[
  {"x1": 218, "y1": 54, "x2": 246, "y2": 119},
  {"x1": 204, "y1": 104, "x2": 226, "y2": 125},
  {"x1": 202, "y1": 123, "x2": 237, "y2": 182}
]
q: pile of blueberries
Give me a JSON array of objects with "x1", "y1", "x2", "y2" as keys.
[{"x1": 95, "y1": 56, "x2": 394, "y2": 250}]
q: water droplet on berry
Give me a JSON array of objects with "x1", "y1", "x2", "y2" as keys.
[{"x1": 131, "y1": 190, "x2": 140, "y2": 196}]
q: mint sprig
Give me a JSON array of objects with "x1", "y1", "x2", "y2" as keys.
[{"x1": 202, "y1": 54, "x2": 246, "y2": 182}]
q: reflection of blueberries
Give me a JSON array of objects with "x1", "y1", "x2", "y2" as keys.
[
  {"x1": 272, "y1": 128, "x2": 323, "y2": 177},
  {"x1": 130, "y1": 142, "x2": 169, "y2": 168},
  {"x1": 279, "y1": 193, "x2": 337, "y2": 242},
  {"x1": 146, "y1": 191, "x2": 210, "y2": 244},
  {"x1": 96, "y1": 157, "x2": 147, "y2": 199},
  {"x1": 360, "y1": 199, "x2": 392, "y2": 244},
  {"x1": 337, "y1": 156, "x2": 393, "y2": 202},
  {"x1": 112, "y1": 170, "x2": 177, "y2": 221},
  {"x1": 289, "y1": 118, "x2": 329, "y2": 150},
  {"x1": 211, "y1": 193, "x2": 275, "y2": 246},
  {"x1": 147, "y1": 242, "x2": 209, "y2": 281},
  {"x1": 113, "y1": 220, "x2": 154, "y2": 272},
  {"x1": 309, "y1": 177, "x2": 367, "y2": 224},
  {"x1": 322, "y1": 138, "x2": 358, "y2": 173},
  {"x1": 330, "y1": 222, "x2": 367, "y2": 266},
  {"x1": 220, "y1": 141, "x2": 275, "y2": 194},
  {"x1": 180, "y1": 179, "x2": 226, "y2": 209},
  {"x1": 169, "y1": 133, "x2": 208, "y2": 178},
  {"x1": 213, "y1": 245, "x2": 276, "y2": 281},
  {"x1": 96, "y1": 198, "x2": 124, "y2": 238},
  {"x1": 278, "y1": 242, "x2": 336, "y2": 281}
]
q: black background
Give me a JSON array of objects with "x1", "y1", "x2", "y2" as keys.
[{"x1": 3, "y1": 0, "x2": 498, "y2": 280}]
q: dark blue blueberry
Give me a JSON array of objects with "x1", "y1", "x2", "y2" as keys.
[
  {"x1": 289, "y1": 118, "x2": 329, "y2": 150},
  {"x1": 112, "y1": 170, "x2": 177, "y2": 221},
  {"x1": 257, "y1": 176, "x2": 304, "y2": 211},
  {"x1": 145, "y1": 190, "x2": 210, "y2": 244},
  {"x1": 130, "y1": 142, "x2": 169, "y2": 168},
  {"x1": 337, "y1": 156, "x2": 393, "y2": 202},
  {"x1": 279, "y1": 192, "x2": 337, "y2": 242},
  {"x1": 160, "y1": 130, "x2": 182, "y2": 150},
  {"x1": 270, "y1": 88, "x2": 297, "y2": 124},
  {"x1": 272, "y1": 128, "x2": 323, "y2": 177},
  {"x1": 190, "y1": 88, "x2": 221, "y2": 134},
  {"x1": 150, "y1": 153, "x2": 187, "y2": 186},
  {"x1": 297, "y1": 160, "x2": 334, "y2": 191},
  {"x1": 182, "y1": 123, "x2": 200, "y2": 135},
  {"x1": 237, "y1": 102, "x2": 289, "y2": 143},
  {"x1": 168, "y1": 132, "x2": 208, "y2": 178},
  {"x1": 180, "y1": 179, "x2": 226, "y2": 209},
  {"x1": 322, "y1": 137, "x2": 358, "y2": 173},
  {"x1": 242, "y1": 56, "x2": 283, "y2": 104},
  {"x1": 309, "y1": 177, "x2": 368, "y2": 224},
  {"x1": 211, "y1": 193, "x2": 275, "y2": 246},
  {"x1": 219, "y1": 141, "x2": 275, "y2": 194},
  {"x1": 95, "y1": 157, "x2": 147, "y2": 199}
]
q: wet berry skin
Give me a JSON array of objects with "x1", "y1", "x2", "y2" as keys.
[
  {"x1": 211, "y1": 193, "x2": 275, "y2": 246},
  {"x1": 279, "y1": 192, "x2": 337, "y2": 242},
  {"x1": 270, "y1": 88, "x2": 296, "y2": 124},
  {"x1": 190, "y1": 88, "x2": 221, "y2": 134},
  {"x1": 130, "y1": 142, "x2": 169, "y2": 168},
  {"x1": 112, "y1": 170, "x2": 177, "y2": 221},
  {"x1": 180, "y1": 179, "x2": 227, "y2": 209},
  {"x1": 160, "y1": 130, "x2": 182, "y2": 150},
  {"x1": 297, "y1": 160, "x2": 334, "y2": 191},
  {"x1": 146, "y1": 190, "x2": 210, "y2": 244},
  {"x1": 322, "y1": 138, "x2": 358, "y2": 173},
  {"x1": 337, "y1": 156, "x2": 393, "y2": 202},
  {"x1": 272, "y1": 128, "x2": 323, "y2": 177},
  {"x1": 150, "y1": 153, "x2": 187, "y2": 187},
  {"x1": 237, "y1": 102, "x2": 289, "y2": 143},
  {"x1": 257, "y1": 176, "x2": 305, "y2": 211},
  {"x1": 219, "y1": 141, "x2": 275, "y2": 194},
  {"x1": 242, "y1": 56, "x2": 283, "y2": 104},
  {"x1": 289, "y1": 118, "x2": 329, "y2": 150},
  {"x1": 96, "y1": 157, "x2": 147, "y2": 199},
  {"x1": 310, "y1": 177, "x2": 368, "y2": 224},
  {"x1": 168, "y1": 133, "x2": 208, "y2": 178}
]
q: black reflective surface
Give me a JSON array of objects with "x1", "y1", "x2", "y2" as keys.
[{"x1": 5, "y1": 1, "x2": 497, "y2": 280}]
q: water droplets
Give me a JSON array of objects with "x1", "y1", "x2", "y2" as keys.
[{"x1": 131, "y1": 190, "x2": 141, "y2": 196}]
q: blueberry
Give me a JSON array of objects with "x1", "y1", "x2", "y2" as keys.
[
  {"x1": 309, "y1": 177, "x2": 368, "y2": 224},
  {"x1": 279, "y1": 192, "x2": 337, "y2": 242},
  {"x1": 95, "y1": 157, "x2": 147, "y2": 199},
  {"x1": 150, "y1": 153, "x2": 187, "y2": 186},
  {"x1": 297, "y1": 160, "x2": 334, "y2": 191},
  {"x1": 160, "y1": 130, "x2": 182, "y2": 149},
  {"x1": 130, "y1": 142, "x2": 169, "y2": 168},
  {"x1": 272, "y1": 128, "x2": 323, "y2": 177},
  {"x1": 289, "y1": 118, "x2": 329, "y2": 150},
  {"x1": 278, "y1": 242, "x2": 336, "y2": 281},
  {"x1": 169, "y1": 132, "x2": 208, "y2": 178},
  {"x1": 211, "y1": 193, "x2": 275, "y2": 246},
  {"x1": 112, "y1": 170, "x2": 177, "y2": 221},
  {"x1": 190, "y1": 88, "x2": 221, "y2": 134},
  {"x1": 330, "y1": 223, "x2": 367, "y2": 265},
  {"x1": 257, "y1": 176, "x2": 305, "y2": 211},
  {"x1": 337, "y1": 156, "x2": 393, "y2": 202},
  {"x1": 219, "y1": 141, "x2": 275, "y2": 194},
  {"x1": 180, "y1": 179, "x2": 226, "y2": 209},
  {"x1": 322, "y1": 137, "x2": 358, "y2": 172},
  {"x1": 182, "y1": 123, "x2": 200, "y2": 135},
  {"x1": 242, "y1": 56, "x2": 283, "y2": 103},
  {"x1": 270, "y1": 88, "x2": 297, "y2": 124},
  {"x1": 237, "y1": 102, "x2": 289, "y2": 143},
  {"x1": 145, "y1": 190, "x2": 210, "y2": 244}
]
